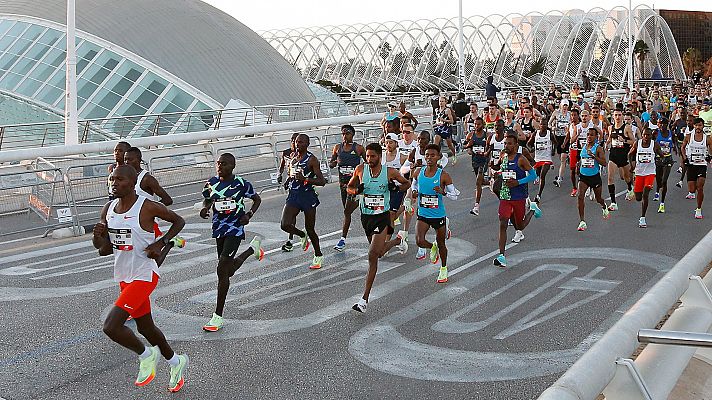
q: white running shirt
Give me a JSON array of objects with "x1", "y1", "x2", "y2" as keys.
[{"x1": 107, "y1": 196, "x2": 160, "y2": 283}]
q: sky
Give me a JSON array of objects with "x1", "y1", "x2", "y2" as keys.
[{"x1": 204, "y1": 0, "x2": 712, "y2": 32}]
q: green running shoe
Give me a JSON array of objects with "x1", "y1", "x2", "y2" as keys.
[
  {"x1": 309, "y1": 255, "x2": 323, "y2": 270},
  {"x1": 202, "y1": 313, "x2": 224, "y2": 332},
  {"x1": 135, "y1": 346, "x2": 159, "y2": 387},
  {"x1": 429, "y1": 243, "x2": 439, "y2": 264},
  {"x1": 250, "y1": 236, "x2": 264, "y2": 261},
  {"x1": 171, "y1": 236, "x2": 186, "y2": 248},
  {"x1": 437, "y1": 267, "x2": 448, "y2": 283},
  {"x1": 168, "y1": 354, "x2": 189, "y2": 392},
  {"x1": 300, "y1": 235, "x2": 310, "y2": 252}
]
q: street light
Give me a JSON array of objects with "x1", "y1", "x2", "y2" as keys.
[{"x1": 65, "y1": 0, "x2": 79, "y2": 146}]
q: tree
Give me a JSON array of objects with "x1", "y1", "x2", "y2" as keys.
[
  {"x1": 704, "y1": 56, "x2": 712, "y2": 78},
  {"x1": 377, "y1": 41, "x2": 392, "y2": 68},
  {"x1": 683, "y1": 47, "x2": 703, "y2": 77},
  {"x1": 524, "y1": 57, "x2": 547, "y2": 78},
  {"x1": 633, "y1": 39, "x2": 649, "y2": 79}
]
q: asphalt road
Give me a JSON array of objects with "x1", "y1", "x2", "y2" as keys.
[{"x1": 0, "y1": 155, "x2": 709, "y2": 400}]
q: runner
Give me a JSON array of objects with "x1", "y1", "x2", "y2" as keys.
[
  {"x1": 529, "y1": 118, "x2": 555, "y2": 202},
  {"x1": 434, "y1": 96, "x2": 457, "y2": 164},
  {"x1": 383, "y1": 133, "x2": 410, "y2": 250},
  {"x1": 491, "y1": 134, "x2": 542, "y2": 267},
  {"x1": 395, "y1": 124, "x2": 418, "y2": 244},
  {"x1": 277, "y1": 133, "x2": 299, "y2": 252},
  {"x1": 199, "y1": 153, "x2": 264, "y2": 331},
  {"x1": 606, "y1": 109, "x2": 636, "y2": 211},
  {"x1": 108, "y1": 141, "x2": 131, "y2": 200},
  {"x1": 563, "y1": 108, "x2": 583, "y2": 196},
  {"x1": 549, "y1": 100, "x2": 571, "y2": 187},
  {"x1": 465, "y1": 116, "x2": 489, "y2": 214},
  {"x1": 93, "y1": 165, "x2": 188, "y2": 392},
  {"x1": 653, "y1": 123, "x2": 676, "y2": 213},
  {"x1": 629, "y1": 128, "x2": 665, "y2": 227},
  {"x1": 412, "y1": 144, "x2": 459, "y2": 283},
  {"x1": 681, "y1": 117, "x2": 712, "y2": 219},
  {"x1": 517, "y1": 106, "x2": 540, "y2": 149},
  {"x1": 680, "y1": 113, "x2": 697, "y2": 193},
  {"x1": 329, "y1": 125, "x2": 366, "y2": 252},
  {"x1": 484, "y1": 103, "x2": 501, "y2": 136},
  {"x1": 576, "y1": 128, "x2": 612, "y2": 231},
  {"x1": 381, "y1": 102, "x2": 401, "y2": 133},
  {"x1": 280, "y1": 134, "x2": 327, "y2": 269},
  {"x1": 348, "y1": 143, "x2": 410, "y2": 313}
]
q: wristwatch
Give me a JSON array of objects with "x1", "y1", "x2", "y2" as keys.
[{"x1": 162, "y1": 236, "x2": 171, "y2": 245}]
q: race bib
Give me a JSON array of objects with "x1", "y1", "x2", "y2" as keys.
[
  {"x1": 501, "y1": 170, "x2": 517, "y2": 180},
  {"x1": 108, "y1": 228, "x2": 133, "y2": 251},
  {"x1": 467, "y1": 123, "x2": 475, "y2": 132},
  {"x1": 492, "y1": 152, "x2": 501, "y2": 161},
  {"x1": 690, "y1": 149, "x2": 705, "y2": 164},
  {"x1": 473, "y1": 146, "x2": 485, "y2": 155},
  {"x1": 339, "y1": 166, "x2": 355, "y2": 176},
  {"x1": 363, "y1": 194, "x2": 385, "y2": 211},
  {"x1": 581, "y1": 158, "x2": 595, "y2": 168},
  {"x1": 214, "y1": 198, "x2": 238, "y2": 212},
  {"x1": 612, "y1": 138, "x2": 624, "y2": 148},
  {"x1": 704, "y1": 126, "x2": 711, "y2": 135},
  {"x1": 638, "y1": 153, "x2": 653, "y2": 164},
  {"x1": 288, "y1": 164, "x2": 298, "y2": 178},
  {"x1": 660, "y1": 142, "x2": 671, "y2": 156},
  {"x1": 535, "y1": 142, "x2": 549, "y2": 151},
  {"x1": 419, "y1": 194, "x2": 439, "y2": 208}
]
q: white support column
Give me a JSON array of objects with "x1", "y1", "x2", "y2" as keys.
[
  {"x1": 458, "y1": 0, "x2": 465, "y2": 93},
  {"x1": 627, "y1": 1, "x2": 634, "y2": 90},
  {"x1": 64, "y1": 0, "x2": 79, "y2": 146}
]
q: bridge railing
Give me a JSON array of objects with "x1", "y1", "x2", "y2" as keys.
[{"x1": 538, "y1": 229, "x2": 712, "y2": 400}]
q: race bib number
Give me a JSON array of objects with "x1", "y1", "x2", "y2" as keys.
[
  {"x1": 419, "y1": 194, "x2": 439, "y2": 208},
  {"x1": 473, "y1": 146, "x2": 485, "y2": 155},
  {"x1": 288, "y1": 164, "x2": 298, "y2": 178},
  {"x1": 363, "y1": 194, "x2": 385, "y2": 211},
  {"x1": 339, "y1": 166, "x2": 355, "y2": 176},
  {"x1": 690, "y1": 149, "x2": 705, "y2": 164},
  {"x1": 581, "y1": 158, "x2": 595, "y2": 168},
  {"x1": 535, "y1": 142, "x2": 549, "y2": 151},
  {"x1": 637, "y1": 153, "x2": 653, "y2": 164},
  {"x1": 501, "y1": 170, "x2": 517, "y2": 180},
  {"x1": 612, "y1": 138, "x2": 624, "y2": 148},
  {"x1": 660, "y1": 142, "x2": 671, "y2": 156},
  {"x1": 492, "y1": 152, "x2": 501, "y2": 161},
  {"x1": 108, "y1": 228, "x2": 133, "y2": 251},
  {"x1": 215, "y1": 198, "x2": 238, "y2": 212}
]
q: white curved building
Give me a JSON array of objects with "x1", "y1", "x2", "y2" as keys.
[
  {"x1": 0, "y1": 0, "x2": 315, "y2": 127},
  {"x1": 262, "y1": 6, "x2": 685, "y2": 92}
]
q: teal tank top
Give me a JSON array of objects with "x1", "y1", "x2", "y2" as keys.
[
  {"x1": 417, "y1": 167, "x2": 446, "y2": 218},
  {"x1": 360, "y1": 165, "x2": 390, "y2": 215},
  {"x1": 579, "y1": 143, "x2": 600, "y2": 176}
]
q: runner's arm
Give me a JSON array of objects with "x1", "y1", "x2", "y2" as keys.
[
  {"x1": 306, "y1": 156, "x2": 327, "y2": 186},
  {"x1": 92, "y1": 203, "x2": 113, "y2": 256},
  {"x1": 329, "y1": 145, "x2": 339, "y2": 168},
  {"x1": 240, "y1": 192, "x2": 261, "y2": 225},
  {"x1": 653, "y1": 142, "x2": 665, "y2": 158},
  {"x1": 388, "y1": 168, "x2": 411, "y2": 192},
  {"x1": 144, "y1": 201, "x2": 185, "y2": 260},
  {"x1": 628, "y1": 141, "x2": 638, "y2": 163},
  {"x1": 144, "y1": 175, "x2": 173, "y2": 206},
  {"x1": 595, "y1": 145, "x2": 607, "y2": 165},
  {"x1": 346, "y1": 165, "x2": 363, "y2": 195}
]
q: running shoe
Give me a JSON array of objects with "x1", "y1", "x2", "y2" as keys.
[
  {"x1": 511, "y1": 230, "x2": 525, "y2": 243},
  {"x1": 695, "y1": 208, "x2": 703, "y2": 219},
  {"x1": 676, "y1": 181, "x2": 683, "y2": 188},
  {"x1": 281, "y1": 240, "x2": 293, "y2": 252},
  {"x1": 352, "y1": 298, "x2": 367, "y2": 313},
  {"x1": 530, "y1": 202, "x2": 542, "y2": 218},
  {"x1": 587, "y1": 188, "x2": 594, "y2": 201},
  {"x1": 658, "y1": 203, "x2": 665, "y2": 213},
  {"x1": 168, "y1": 354, "x2": 189, "y2": 393},
  {"x1": 171, "y1": 236, "x2": 186, "y2": 249},
  {"x1": 416, "y1": 248, "x2": 427, "y2": 260},
  {"x1": 625, "y1": 190, "x2": 634, "y2": 201},
  {"x1": 202, "y1": 313, "x2": 224, "y2": 332},
  {"x1": 653, "y1": 192, "x2": 660, "y2": 202},
  {"x1": 309, "y1": 255, "x2": 323, "y2": 269},
  {"x1": 525, "y1": 197, "x2": 531, "y2": 210},
  {"x1": 397, "y1": 235, "x2": 409, "y2": 254},
  {"x1": 602, "y1": 207, "x2": 611, "y2": 220},
  {"x1": 608, "y1": 202, "x2": 618, "y2": 211},
  {"x1": 250, "y1": 236, "x2": 264, "y2": 261},
  {"x1": 570, "y1": 188, "x2": 578, "y2": 197},
  {"x1": 429, "y1": 243, "x2": 439, "y2": 264},
  {"x1": 577, "y1": 221, "x2": 588, "y2": 231},
  {"x1": 396, "y1": 230, "x2": 408, "y2": 243},
  {"x1": 436, "y1": 267, "x2": 448, "y2": 283},
  {"x1": 470, "y1": 204, "x2": 480, "y2": 216},
  {"x1": 445, "y1": 217, "x2": 451, "y2": 240},
  {"x1": 553, "y1": 176, "x2": 561, "y2": 188},
  {"x1": 677, "y1": 166, "x2": 683, "y2": 174},
  {"x1": 639, "y1": 217, "x2": 647, "y2": 228},
  {"x1": 300, "y1": 235, "x2": 310, "y2": 251},
  {"x1": 135, "y1": 346, "x2": 159, "y2": 387},
  {"x1": 393, "y1": 217, "x2": 401, "y2": 226},
  {"x1": 686, "y1": 192, "x2": 696, "y2": 200},
  {"x1": 451, "y1": 154, "x2": 457, "y2": 165},
  {"x1": 534, "y1": 178, "x2": 540, "y2": 186},
  {"x1": 534, "y1": 194, "x2": 541, "y2": 203},
  {"x1": 493, "y1": 254, "x2": 507, "y2": 268},
  {"x1": 333, "y1": 238, "x2": 346, "y2": 252}
]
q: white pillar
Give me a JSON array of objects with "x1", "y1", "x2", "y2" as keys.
[
  {"x1": 627, "y1": 1, "x2": 634, "y2": 90},
  {"x1": 65, "y1": 0, "x2": 79, "y2": 146},
  {"x1": 458, "y1": 0, "x2": 465, "y2": 93}
]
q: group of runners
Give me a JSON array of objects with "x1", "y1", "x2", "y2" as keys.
[{"x1": 92, "y1": 80, "x2": 710, "y2": 392}]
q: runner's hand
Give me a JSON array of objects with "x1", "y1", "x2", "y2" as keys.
[
  {"x1": 239, "y1": 212, "x2": 252, "y2": 226},
  {"x1": 199, "y1": 207, "x2": 210, "y2": 219},
  {"x1": 93, "y1": 222, "x2": 107, "y2": 237},
  {"x1": 403, "y1": 198, "x2": 413, "y2": 214},
  {"x1": 277, "y1": 174, "x2": 283, "y2": 184},
  {"x1": 294, "y1": 171, "x2": 305, "y2": 181},
  {"x1": 505, "y1": 178, "x2": 519, "y2": 188},
  {"x1": 145, "y1": 241, "x2": 163, "y2": 260}
]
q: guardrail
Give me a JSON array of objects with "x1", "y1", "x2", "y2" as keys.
[{"x1": 538, "y1": 229, "x2": 712, "y2": 400}]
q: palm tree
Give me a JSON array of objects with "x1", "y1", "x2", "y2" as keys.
[
  {"x1": 524, "y1": 57, "x2": 547, "y2": 78},
  {"x1": 633, "y1": 40, "x2": 650, "y2": 79}
]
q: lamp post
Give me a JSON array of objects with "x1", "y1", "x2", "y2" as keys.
[{"x1": 65, "y1": 0, "x2": 79, "y2": 146}]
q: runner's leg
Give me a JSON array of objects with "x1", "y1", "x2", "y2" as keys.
[{"x1": 304, "y1": 207, "x2": 322, "y2": 256}]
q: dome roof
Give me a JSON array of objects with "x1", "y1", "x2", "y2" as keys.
[{"x1": 0, "y1": 0, "x2": 314, "y2": 106}]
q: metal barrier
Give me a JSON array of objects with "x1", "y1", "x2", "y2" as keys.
[{"x1": 538, "y1": 229, "x2": 712, "y2": 400}]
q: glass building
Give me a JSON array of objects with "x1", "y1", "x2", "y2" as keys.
[{"x1": 0, "y1": 0, "x2": 315, "y2": 130}]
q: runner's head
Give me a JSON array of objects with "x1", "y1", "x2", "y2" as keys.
[
  {"x1": 341, "y1": 125, "x2": 355, "y2": 143},
  {"x1": 113, "y1": 141, "x2": 131, "y2": 165},
  {"x1": 586, "y1": 128, "x2": 598, "y2": 145},
  {"x1": 402, "y1": 124, "x2": 414, "y2": 139},
  {"x1": 438, "y1": 96, "x2": 447, "y2": 108},
  {"x1": 624, "y1": 112, "x2": 633, "y2": 125},
  {"x1": 571, "y1": 108, "x2": 580, "y2": 123},
  {"x1": 399, "y1": 101, "x2": 407, "y2": 114},
  {"x1": 687, "y1": 113, "x2": 695, "y2": 127},
  {"x1": 385, "y1": 133, "x2": 399, "y2": 152},
  {"x1": 470, "y1": 102, "x2": 478, "y2": 114},
  {"x1": 613, "y1": 109, "x2": 623, "y2": 123},
  {"x1": 504, "y1": 133, "x2": 518, "y2": 155},
  {"x1": 487, "y1": 103, "x2": 497, "y2": 116},
  {"x1": 650, "y1": 111, "x2": 658, "y2": 124},
  {"x1": 580, "y1": 109, "x2": 591, "y2": 124},
  {"x1": 295, "y1": 134, "x2": 310, "y2": 152},
  {"x1": 124, "y1": 147, "x2": 142, "y2": 172},
  {"x1": 109, "y1": 165, "x2": 137, "y2": 198},
  {"x1": 641, "y1": 127, "x2": 653, "y2": 144},
  {"x1": 365, "y1": 142, "x2": 382, "y2": 168},
  {"x1": 216, "y1": 153, "x2": 236, "y2": 180},
  {"x1": 290, "y1": 132, "x2": 299, "y2": 150},
  {"x1": 424, "y1": 143, "x2": 441, "y2": 167},
  {"x1": 495, "y1": 119, "x2": 505, "y2": 135},
  {"x1": 694, "y1": 117, "x2": 704, "y2": 133},
  {"x1": 523, "y1": 106, "x2": 532, "y2": 119},
  {"x1": 474, "y1": 116, "x2": 484, "y2": 132},
  {"x1": 418, "y1": 131, "x2": 430, "y2": 148}
]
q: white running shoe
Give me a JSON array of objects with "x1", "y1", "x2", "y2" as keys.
[
  {"x1": 470, "y1": 204, "x2": 480, "y2": 216},
  {"x1": 416, "y1": 247, "x2": 427, "y2": 260},
  {"x1": 352, "y1": 298, "x2": 367, "y2": 313},
  {"x1": 639, "y1": 216, "x2": 647, "y2": 228},
  {"x1": 511, "y1": 230, "x2": 525, "y2": 243}
]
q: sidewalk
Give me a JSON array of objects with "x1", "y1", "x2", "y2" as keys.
[{"x1": 669, "y1": 356, "x2": 712, "y2": 399}]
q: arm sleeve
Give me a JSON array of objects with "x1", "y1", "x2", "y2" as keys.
[{"x1": 517, "y1": 168, "x2": 538, "y2": 185}]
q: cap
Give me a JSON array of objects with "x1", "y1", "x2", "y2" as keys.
[
  {"x1": 704, "y1": 98, "x2": 711, "y2": 105},
  {"x1": 505, "y1": 108, "x2": 515, "y2": 113},
  {"x1": 388, "y1": 102, "x2": 397, "y2": 108},
  {"x1": 385, "y1": 133, "x2": 399, "y2": 142},
  {"x1": 560, "y1": 99, "x2": 570, "y2": 107}
]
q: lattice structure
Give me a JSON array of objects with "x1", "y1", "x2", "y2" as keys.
[{"x1": 261, "y1": 6, "x2": 685, "y2": 92}]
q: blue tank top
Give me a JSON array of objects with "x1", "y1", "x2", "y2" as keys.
[
  {"x1": 500, "y1": 153, "x2": 527, "y2": 200},
  {"x1": 469, "y1": 131, "x2": 488, "y2": 164},
  {"x1": 655, "y1": 130, "x2": 674, "y2": 158},
  {"x1": 417, "y1": 167, "x2": 446, "y2": 218},
  {"x1": 288, "y1": 151, "x2": 316, "y2": 192},
  {"x1": 360, "y1": 165, "x2": 390, "y2": 215},
  {"x1": 579, "y1": 143, "x2": 600, "y2": 176},
  {"x1": 385, "y1": 111, "x2": 400, "y2": 121}
]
